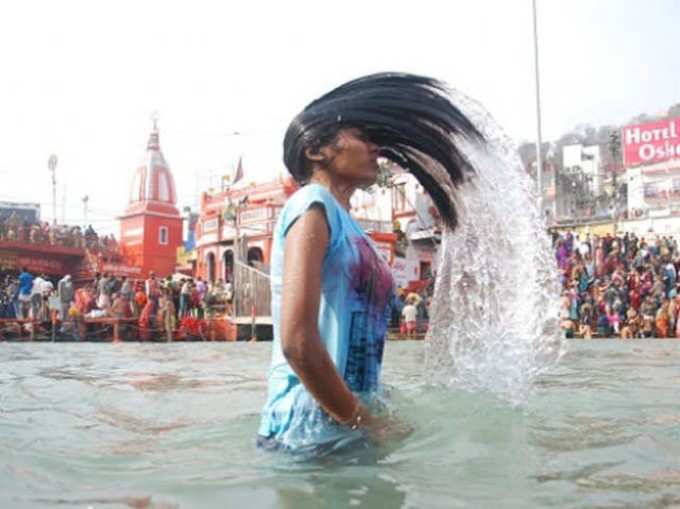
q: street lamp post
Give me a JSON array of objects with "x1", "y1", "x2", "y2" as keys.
[
  {"x1": 223, "y1": 198, "x2": 244, "y2": 315},
  {"x1": 532, "y1": 0, "x2": 544, "y2": 213},
  {"x1": 48, "y1": 154, "x2": 58, "y2": 225},
  {"x1": 82, "y1": 195, "x2": 89, "y2": 229},
  {"x1": 608, "y1": 131, "x2": 622, "y2": 233}
]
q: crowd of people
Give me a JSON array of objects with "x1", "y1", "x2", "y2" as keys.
[
  {"x1": 0, "y1": 268, "x2": 234, "y2": 339},
  {"x1": 1, "y1": 264, "x2": 429, "y2": 337},
  {"x1": 0, "y1": 213, "x2": 116, "y2": 252},
  {"x1": 8, "y1": 229, "x2": 680, "y2": 341},
  {"x1": 554, "y1": 230, "x2": 680, "y2": 339}
]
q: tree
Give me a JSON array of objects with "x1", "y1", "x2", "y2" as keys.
[
  {"x1": 628, "y1": 113, "x2": 657, "y2": 125},
  {"x1": 517, "y1": 141, "x2": 553, "y2": 177},
  {"x1": 667, "y1": 103, "x2": 680, "y2": 119},
  {"x1": 517, "y1": 142, "x2": 536, "y2": 172}
]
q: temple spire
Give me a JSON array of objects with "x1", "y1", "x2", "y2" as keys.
[
  {"x1": 147, "y1": 111, "x2": 160, "y2": 150},
  {"x1": 127, "y1": 113, "x2": 177, "y2": 206}
]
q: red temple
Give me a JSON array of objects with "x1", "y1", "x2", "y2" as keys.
[{"x1": 118, "y1": 121, "x2": 183, "y2": 278}]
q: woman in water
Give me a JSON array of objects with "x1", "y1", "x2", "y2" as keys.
[{"x1": 257, "y1": 73, "x2": 484, "y2": 454}]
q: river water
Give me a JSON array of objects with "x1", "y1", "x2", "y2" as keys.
[{"x1": 1, "y1": 341, "x2": 679, "y2": 509}]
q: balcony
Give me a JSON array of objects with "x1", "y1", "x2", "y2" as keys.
[
  {"x1": 355, "y1": 218, "x2": 394, "y2": 233},
  {"x1": 409, "y1": 227, "x2": 441, "y2": 243}
]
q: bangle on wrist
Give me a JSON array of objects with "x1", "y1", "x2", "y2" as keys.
[{"x1": 338, "y1": 400, "x2": 364, "y2": 430}]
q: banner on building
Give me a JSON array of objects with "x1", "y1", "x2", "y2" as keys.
[
  {"x1": 641, "y1": 178, "x2": 680, "y2": 204},
  {"x1": 623, "y1": 117, "x2": 680, "y2": 167},
  {"x1": 643, "y1": 182, "x2": 667, "y2": 203},
  {"x1": 0, "y1": 250, "x2": 65, "y2": 274},
  {"x1": 0, "y1": 202, "x2": 41, "y2": 223}
]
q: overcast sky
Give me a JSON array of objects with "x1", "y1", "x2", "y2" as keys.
[{"x1": 1, "y1": 0, "x2": 679, "y2": 233}]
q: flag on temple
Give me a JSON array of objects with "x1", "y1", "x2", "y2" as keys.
[{"x1": 233, "y1": 157, "x2": 244, "y2": 184}]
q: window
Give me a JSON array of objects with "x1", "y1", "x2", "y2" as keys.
[
  {"x1": 159, "y1": 226, "x2": 169, "y2": 245},
  {"x1": 393, "y1": 183, "x2": 407, "y2": 212}
]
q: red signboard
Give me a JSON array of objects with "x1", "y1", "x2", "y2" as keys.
[
  {"x1": 102, "y1": 262, "x2": 142, "y2": 277},
  {"x1": 623, "y1": 117, "x2": 680, "y2": 167},
  {"x1": 0, "y1": 250, "x2": 66, "y2": 274}
]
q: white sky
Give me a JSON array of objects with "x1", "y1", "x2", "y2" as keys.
[{"x1": 1, "y1": 0, "x2": 679, "y2": 234}]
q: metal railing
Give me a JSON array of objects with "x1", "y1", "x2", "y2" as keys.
[{"x1": 233, "y1": 259, "x2": 271, "y2": 317}]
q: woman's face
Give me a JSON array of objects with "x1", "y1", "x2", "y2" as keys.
[{"x1": 317, "y1": 129, "x2": 380, "y2": 187}]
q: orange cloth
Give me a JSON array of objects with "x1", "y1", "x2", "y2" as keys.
[
  {"x1": 135, "y1": 290, "x2": 147, "y2": 308},
  {"x1": 656, "y1": 313, "x2": 669, "y2": 338}
]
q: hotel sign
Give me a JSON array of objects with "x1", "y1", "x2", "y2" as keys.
[{"x1": 623, "y1": 118, "x2": 680, "y2": 167}]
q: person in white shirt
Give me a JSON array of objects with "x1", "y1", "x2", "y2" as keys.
[
  {"x1": 224, "y1": 280, "x2": 234, "y2": 316},
  {"x1": 30, "y1": 276, "x2": 45, "y2": 319},
  {"x1": 401, "y1": 297, "x2": 418, "y2": 338},
  {"x1": 578, "y1": 235, "x2": 590, "y2": 258},
  {"x1": 179, "y1": 279, "x2": 192, "y2": 318},
  {"x1": 58, "y1": 275, "x2": 74, "y2": 321}
]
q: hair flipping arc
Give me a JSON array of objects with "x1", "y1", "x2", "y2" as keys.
[{"x1": 283, "y1": 72, "x2": 485, "y2": 230}]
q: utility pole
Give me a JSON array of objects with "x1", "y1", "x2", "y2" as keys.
[
  {"x1": 48, "y1": 154, "x2": 58, "y2": 225},
  {"x1": 609, "y1": 131, "x2": 621, "y2": 197},
  {"x1": 609, "y1": 130, "x2": 622, "y2": 231},
  {"x1": 532, "y1": 0, "x2": 544, "y2": 216},
  {"x1": 234, "y1": 202, "x2": 240, "y2": 315},
  {"x1": 61, "y1": 180, "x2": 67, "y2": 224},
  {"x1": 82, "y1": 195, "x2": 89, "y2": 229},
  {"x1": 223, "y1": 198, "x2": 241, "y2": 314}
]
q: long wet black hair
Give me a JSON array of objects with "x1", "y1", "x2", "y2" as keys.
[{"x1": 283, "y1": 72, "x2": 485, "y2": 231}]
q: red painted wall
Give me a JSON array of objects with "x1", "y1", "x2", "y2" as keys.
[{"x1": 120, "y1": 213, "x2": 182, "y2": 277}]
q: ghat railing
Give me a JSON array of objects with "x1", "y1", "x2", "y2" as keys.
[{"x1": 233, "y1": 259, "x2": 271, "y2": 318}]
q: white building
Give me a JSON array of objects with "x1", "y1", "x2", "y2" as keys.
[
  {"x1": 387, "y1": 170, "x2": 440, "y2": 287},
  {"x1": 621, "y1": 159, "x2": 680, "y2": 239},
  {"x1": 350, "y1": 166, "x2": 440, "y2": 288},
  {"x1": 562, "y1": 144, "x2": 603, "y2": 195}
]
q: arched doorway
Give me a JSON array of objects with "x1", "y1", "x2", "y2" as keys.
[
  {"x1": 247, "y1": 247, "x2": 264, "y2": 267},
  {"x1": 206, "y1": 252, "x2": 216, "y2": 283},
  {"x1": 223, "y1": 249, "x2": 234, "y2": 282}
]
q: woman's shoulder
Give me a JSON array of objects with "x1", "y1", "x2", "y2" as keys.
[
  {"x1": 277, "y1": 184, "x2": 345, "y2": 242},
  {"x1": 284, "y1": 184, "x2": 338, "y2": 212}
]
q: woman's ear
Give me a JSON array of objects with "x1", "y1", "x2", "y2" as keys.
[{"x1": 304, "y1": 146, "x2": 326, "y2": 164}]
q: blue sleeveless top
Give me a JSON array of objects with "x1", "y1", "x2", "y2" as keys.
[{"x1": 258, "y1": 184, "x2": 394, "y2": 451}]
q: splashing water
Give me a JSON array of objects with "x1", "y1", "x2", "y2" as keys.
[{"x1": 425, "y1": 90, "x2": 564, "y2": 406}]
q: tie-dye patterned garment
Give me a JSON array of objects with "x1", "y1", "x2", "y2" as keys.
[{"x1": 258, "y1": 184, "x2": 394, "y2": 452}]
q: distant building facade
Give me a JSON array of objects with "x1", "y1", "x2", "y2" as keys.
[
  {"x1": 556, "y1": 144, "x2": 604, "y2": 220},
  {"x1": 388, "y1": 170, "x2": 440, "y2": 287}
]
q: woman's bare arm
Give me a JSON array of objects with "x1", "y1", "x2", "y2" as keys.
[
  {"x1": 280, "y1": 205, "x2": 412, "y2": 442},
  {"x1": 280, "y1": 205, "x2": 358, "y2": 424}
]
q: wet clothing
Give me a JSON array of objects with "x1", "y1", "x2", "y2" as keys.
[{"x1": 258, "y1": 184, "x2": 394, "y2": 451}]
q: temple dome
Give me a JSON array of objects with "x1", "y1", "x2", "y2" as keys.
[{"x1": 128, "y1": 124, "x2": 177, "y2": 205}]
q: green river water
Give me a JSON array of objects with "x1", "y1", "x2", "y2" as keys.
[{"x1": 1, "y1": 340, "x2": 679, "y2": 508}]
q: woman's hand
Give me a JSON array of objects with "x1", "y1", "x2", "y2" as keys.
[{"x1": 356, "y1": 404, "x2": 413, "y2": 444}]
